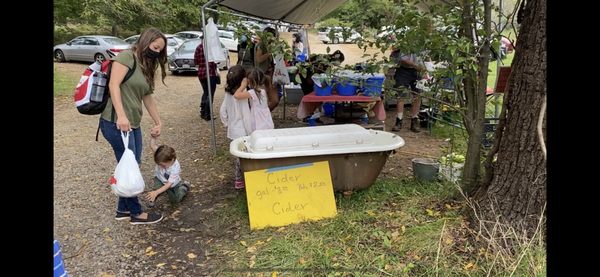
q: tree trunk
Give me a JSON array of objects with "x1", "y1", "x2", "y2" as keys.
[
  {"x1": 473, "y1": 0, "x2": 546, "y2": 237},
  {"x1": 461, "y1": 0, "x2": 491, "y2": 194},
  {"x1": 111, "y1": 24, "x2": 118, "y2": 36}
]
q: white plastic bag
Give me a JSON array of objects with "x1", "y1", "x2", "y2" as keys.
[
  {"x1": 110, "y1": 132, "x2": 145, "y2": 197},
  {"x1": 272, "y1": 54, "x2": 290, "y2": 85},
  {"x1": 205, "y1": 17, "x2": 226, "y2": 63}
]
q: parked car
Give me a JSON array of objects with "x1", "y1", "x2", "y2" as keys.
[
  {"x1": 317, "y1": 27, "x2": 362, "y2": 44},
  {"x1": 217, "y1": 30, "x2": 238, "y2": 52},
  {"x1": 174, "y1": 31, "x2": 204, "y2": 41},
  {"x1": 167, "y1": 39, "x2": 231, "y2": 74},
  {"x1": 124, "y1": 34, "x2": 185, "y2": 56},
  {"x1": 54, "y1": 35, "x2": 130, "y2": 63}
]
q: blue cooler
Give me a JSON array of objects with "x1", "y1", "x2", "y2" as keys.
[{"x1": 362, "y1": 73, "x2": 385, "y2": 96}]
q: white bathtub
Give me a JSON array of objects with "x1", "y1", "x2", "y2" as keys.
[{"x1": 230, "y1": 124, "x2": 405, "y2": 192}]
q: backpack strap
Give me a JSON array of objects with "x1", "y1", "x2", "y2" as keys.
[{"x1": 96, "y1": 56, "x2": 137, "y2": 141}]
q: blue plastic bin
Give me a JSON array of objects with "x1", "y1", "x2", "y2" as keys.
[
  {"x1": 322, "y1": 103, "x2": 335, "y2": 116},
  {"x1": 54, "y1": 240, "x2": 68, "y2": 277},
  {"x1": 314, "y1": 84, "x2": 333, "y2": 96},
  {"x1": 363, "y1": 74, "x2": 385, "y2": 96},
  {"x1": 335, "y1": 82, "x2": 357, "y2": 96}
]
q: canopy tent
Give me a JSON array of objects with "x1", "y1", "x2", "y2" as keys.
[
  {"x1": 216, "y1": 0, "x2": 347, "y2": 25},
  {"x1": 201, "y1": 0, "x2": 349, "y2": 155},
  {"x1": 199, "y1": 0, "x2": 506, "y2": 155}
]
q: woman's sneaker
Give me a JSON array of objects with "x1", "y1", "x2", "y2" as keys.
[
  {"x1": 234, "y1": 180, "x2": 245, "y2": 190},
  {"x1": 130, "y1": 212, "x2": 163, "y2": 225}
]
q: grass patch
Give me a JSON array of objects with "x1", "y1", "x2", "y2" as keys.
[
  {"x1": 211, "y1": 179, "x2": 471, "y2": 276},
  {"x1": 54, "y1": 65, "x2": 80, "y2": 97}
]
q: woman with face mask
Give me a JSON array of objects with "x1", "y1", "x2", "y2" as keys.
[{"x1": 99, "y1": 27, "x2": 168, "y2": 225}]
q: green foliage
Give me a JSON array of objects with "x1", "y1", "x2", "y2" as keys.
[{"x1": 54, "y1": 0, "x2": 208, "y2": 41}]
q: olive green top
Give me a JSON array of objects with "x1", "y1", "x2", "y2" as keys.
[{"x1": 100, "y1": 50, "x2": 152, "y2": 128}]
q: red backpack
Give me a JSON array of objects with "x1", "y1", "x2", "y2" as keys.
[{"x1": 73, "y1": 57, "x2": 136, "y2": 140}]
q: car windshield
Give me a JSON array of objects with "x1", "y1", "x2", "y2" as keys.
[
  {"x1": 167, "y1": 37, "x2": 180, "y2": 46},
  {"x1": 179, "y1": 40, "x2": 201, "y2": 53},
  {"x1": 102, "y1": 37, "x2": 127, "y2": 45}
]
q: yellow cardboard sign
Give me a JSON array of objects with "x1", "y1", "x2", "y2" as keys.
[{"x1": 244, "y1": 161, "x2": 337, "y2": 230}]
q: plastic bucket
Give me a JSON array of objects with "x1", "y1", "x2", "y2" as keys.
[
  {"x1": 363, "y1": 76, "x2": 385, "y2": 96},
  {"x1": 335, "y1": 82, "x2": 357, "y2": 96},
  {"x1": 412, "y1": 158, "x2": 439, "y2": 181}
]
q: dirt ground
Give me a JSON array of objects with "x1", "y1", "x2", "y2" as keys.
[{"x1": 53, "y1": 32, "x2": 445, "y2": 276}]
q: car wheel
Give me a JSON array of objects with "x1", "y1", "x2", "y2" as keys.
[
  {"x1": 54, "y1": 50, "x2": 66, "y2": 62},
  {"x1": 333, "y1": 37, "x2": 339, "y2": 44},
  {"x1": 95, "y1": 53, "x2": 106, "y2": 63}
]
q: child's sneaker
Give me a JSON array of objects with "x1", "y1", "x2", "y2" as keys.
[
  {"x1": 234, "y1": 180, "x2": 245, "y2": 190},
  {"x1": 115, "y1": 211, "x2": 130, "y2": 221}
]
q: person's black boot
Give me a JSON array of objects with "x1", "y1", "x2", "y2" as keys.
[
  {"x1": 410, "y1": 117, "x2": 421, "y2": 133},
  {"x1": 391, "y1": 118, "x2": 403, "y2": 132}
]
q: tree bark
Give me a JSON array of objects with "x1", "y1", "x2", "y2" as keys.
[{"x1": 473, "y1": 0, "x2": 546, "y2": 237}]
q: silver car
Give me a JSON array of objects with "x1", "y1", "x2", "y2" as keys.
[
  {"x1": 168, "y1": 39, "x2": 231, "y2": 74},
  {"x1": 54, "y1": 35, "x2": 130, "y2": 63}
]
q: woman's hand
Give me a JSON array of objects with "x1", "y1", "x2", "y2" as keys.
[
  {"x1": 150, "y1": 123, "x2": 162, "y2": 138},
  {"x1": 116, "y1": 116, "x2": 131, "y2": 132}
]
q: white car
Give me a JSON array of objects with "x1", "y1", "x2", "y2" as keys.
[
  {"x1": 318, "y1": 27, "x2": 362, "y2": 44},
  {"x1": 174, "y1": 31, "x2": 204, "y2": 41},
  {"x1": 124, "y1": 34, "x2": 185, "y2": 57},
  {"x1": 217, "y1": 30, "x2": 238, "y2": 52}
]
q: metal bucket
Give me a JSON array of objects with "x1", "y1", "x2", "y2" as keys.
[{"x1": 412, "y1": 158, "x2": 439, "y2": 182}]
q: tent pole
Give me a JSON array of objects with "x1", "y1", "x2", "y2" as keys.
[{"x1": 202, "y1": 0, "x2": 218, "y2": 156}]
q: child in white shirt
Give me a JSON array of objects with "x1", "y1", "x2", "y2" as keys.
[{"x1": 144, "y1": 136, "x2": 189, "y2": 206}]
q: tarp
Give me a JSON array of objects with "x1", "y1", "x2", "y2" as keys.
[{"x1": 217, "y1": 0, "x2": 348, "y2": 25}]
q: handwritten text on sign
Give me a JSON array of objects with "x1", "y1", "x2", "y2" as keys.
[{"x1": 244, "y1": 161, "x2": 337, "y2": 230}]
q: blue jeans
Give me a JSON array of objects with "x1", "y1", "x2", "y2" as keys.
[{"x1": 99, "y1": 118, "x2": 144, "y2": 217}]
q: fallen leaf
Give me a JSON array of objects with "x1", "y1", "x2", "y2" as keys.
[
  {"x1": 187, "y1": 253, "x2": 197, "y2": 259},
  {"x1": 240, "y1": 240, "x2": 247, "y2": 247},
  {"x1": 103, "y1": 227, "x2": 110, "y2": 233},
  {"x1": 401, "y1": 226, "x2": 406, "y2": 233},
  {"x1": 391, "y1": 231, "x2": 400, "y2": 240},
  {"x1": 249, "y1": 259, "x2": 256, "y2": 268},
  {"x1": 145, "y1": 246, "x2": 153, "y2": 253},
  {"x1": 445, "y1": 238, "x2": 454, "y2": 245},
  {"x1": 271, "y1": 272, "x2": 278, "y2": 277},
  {"x1": 464, "y1": 262, "x2": 475, "y2": 270},
  {"x1": 146, "y1": 251, "x2": 157, "y2": 257},
  {"x1": 100, "y1": 273, "x2": 115, "y2": 277},
  {"x1": 254, "y1": 240, "x2": 265, "y2": 246},
  {"x1": 171, "y1": 265, "x2": 177, "y2": 269},
  {"x1": 366, "y1": 210, "x2": 376, "y2": 216},
  {"x1": 276, "y1": 227, "x2": 285, "y2": 232},
  {"x1": 266, "y1": 236, "x2": 273, "y2": 242},
  {"x1": 298, "y1": 257, "x2": 306, "y2": 265},
  {"x1": 247, "y1": 246, "x2": 257, "y2": 253},
  {"x1": 156, "y1": 263, "x2": 166, "y2": 267}
]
